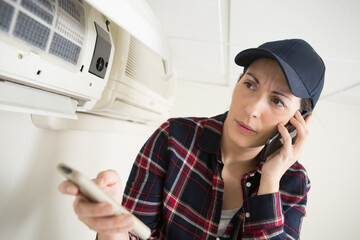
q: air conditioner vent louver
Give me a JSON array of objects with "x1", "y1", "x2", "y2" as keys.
[{"x1": 125, "y1": 36, "x2": 168, "y2": 98}]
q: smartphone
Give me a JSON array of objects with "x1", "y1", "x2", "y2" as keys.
[
  {"x1": 57, "y1": 163, "x2": 151, "y2": 240},
  {"x1": 260, "y1": 111, "x2": 311, "y2": 160}
]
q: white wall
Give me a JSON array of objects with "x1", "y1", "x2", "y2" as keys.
[
  {"x1": 0, "y1": 111, "x2": 156, "y2": 239},
  {"x1": 0, "y1": 80, "x2": 359, "y2": 239},
  {"x1": 300, "y1": 100, "x2": 360, "y2": 239}
]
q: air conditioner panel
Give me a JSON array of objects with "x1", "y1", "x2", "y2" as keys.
[
  {"x1": 0, "y1": 0, "x2": 115, "y2": 113},
  {"x1": 125, "y1": 35, "x2": 171, "y2": 99},
  {"x1": 88, "y1": 22, "x2": 112, "y2": 79},
  {"x1": 99, "y1": 77, "x2": 169, "y2": 114},
  {"x1": 0, "y1": 0, "x2": 174, "y2": 122},
  {"x1": 0, "y1": 43, "x2": 100, "y2": 101},
  {"x1": 88, "y1": 22, "x2": 175, "y2": 122},
  {"x1": 90, "y1": 100, "x2": 161, "y2": 123}
]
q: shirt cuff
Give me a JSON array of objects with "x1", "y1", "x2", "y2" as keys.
[{"x1": 242, "y1": 192, "x2": 284, "y2": 232}]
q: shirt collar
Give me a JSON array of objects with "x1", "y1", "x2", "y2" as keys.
[{"x1": 196, "y1": 112, "x2": 227, "y2": 154}]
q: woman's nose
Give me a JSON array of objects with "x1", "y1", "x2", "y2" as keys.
[{"x1": 244, "y1": 96, "x2": 265, "y2": 119}]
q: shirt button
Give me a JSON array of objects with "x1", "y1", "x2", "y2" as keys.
[
  {"x1": 246, "y1": 182, "x2": 251, "y2": 187},
  {"x1": 245, "y1": 212, "x2": 250, "y2": 218}
]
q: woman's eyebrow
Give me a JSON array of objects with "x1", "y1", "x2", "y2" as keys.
[
  {"x1": 247, "y1": 71, "x2": 293, "y2": 102},
  {"x1": 245, "y1": 72, "x2": 260, "y2": 84},
  {"x1": 272, "y1": 90, "x2": 293, "y2": 102}
]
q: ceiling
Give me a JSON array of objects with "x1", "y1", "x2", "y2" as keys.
[{"x1": 145, "y1": 0, "x2": 360, "y2": 106}]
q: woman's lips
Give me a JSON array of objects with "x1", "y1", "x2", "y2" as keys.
[{"x1": 236, "y1": 121, "x2": 257, "y2": 135}]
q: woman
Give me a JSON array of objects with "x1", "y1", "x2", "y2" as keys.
[{"x1": 59, "y1": 39, "x2": 325, "y2": 240}]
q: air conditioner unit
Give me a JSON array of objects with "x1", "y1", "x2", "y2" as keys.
[{"x1": 0, "y1": 0, "x2": 174, "y2": 123}]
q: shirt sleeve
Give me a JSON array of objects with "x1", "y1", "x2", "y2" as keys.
[
  {"x1": 241, "y1": 173, "x2": 311, "y2": 239},
  {"x1": 122, "y1": 120, "x2": 170, "y2": 240}
]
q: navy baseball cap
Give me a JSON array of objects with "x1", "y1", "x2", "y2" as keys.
[{"x1": 234, "y1": 39, "x2": 325, "y2": 108}]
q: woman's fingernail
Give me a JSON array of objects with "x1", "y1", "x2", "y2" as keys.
[
  {"x1": 66, "y1": 186, "x2": 76, "y2": 194},
  {"x1": 95, "y1": 178, "x2": 104, "y2": 185}
]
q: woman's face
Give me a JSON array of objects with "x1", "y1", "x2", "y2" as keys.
[{"x1": 226, "y1": 58, "x2": 302, "y2": 149}]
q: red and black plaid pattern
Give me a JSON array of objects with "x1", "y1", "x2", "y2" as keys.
[{"x1": 122, "y1": 113, "x2": 310, "y2": 240}]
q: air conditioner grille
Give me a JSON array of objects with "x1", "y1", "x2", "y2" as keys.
[
  {"x1": 0, "y1": 0, "x2": 85, "y2": 65},
  {"x1": 0, "y1": 1, "x2": 15, "y2": 33},
  {"x1": 58, "y1": 0, "x2": 83, "y2": 23},
  {"x1": 21, "y1": 0, "x2": 54, "y2": 25},
  {"x1": 56, "y1": 0, "x2": 85, "y2": 46},
  {"x1": 125, "y1": 36, "x2": 169, "y2": 98},
  {"x1": 49, "y1": 32, "x2": 81, "y2": 65},
  {"x1": 13, "y1": 11, "x2": 50, "y2": 50},
  {"x1": 36, "y1": 0, "x2": 54, "y2": 11}
]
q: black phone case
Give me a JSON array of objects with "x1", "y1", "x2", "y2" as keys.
[{"x1": 260, "y1": 111, "x2": 311, "y2": 160}]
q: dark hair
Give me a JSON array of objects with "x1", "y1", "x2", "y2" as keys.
[
  {"x1": 238, "y1": 67, "x2": 313, "y2": 114},
  {"x1": 300, "y1": 98, "x2": 313, "y2": 114}
]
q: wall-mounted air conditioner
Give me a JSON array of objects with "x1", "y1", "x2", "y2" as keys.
[{"x1": 0, "y1": 0, "x2": 174, "y2": 123}]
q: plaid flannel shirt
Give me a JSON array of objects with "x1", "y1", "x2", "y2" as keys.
[{"x1": 122, "y1": 112, "x2": 310, "y2": 240}]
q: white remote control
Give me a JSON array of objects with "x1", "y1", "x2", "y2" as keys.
[{"x1": 57, "y1": 163, "x2": 151, "y2": 239}]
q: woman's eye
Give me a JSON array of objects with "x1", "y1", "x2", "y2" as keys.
[
  {"x1": 273, "y1": 98, "x2": 284, "y2": 107},
  {"x1": 244, "y1": 81, "x2": 255, "y2": 90}
]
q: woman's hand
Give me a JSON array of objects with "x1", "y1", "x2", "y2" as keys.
[
  {"x1": 258, "y1": 111, "x2": 311, "y2": 195},
  {"x1": 58, "y1": 170, "x2": 133, "y2": 240}
]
